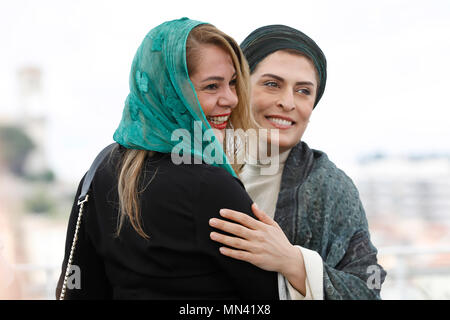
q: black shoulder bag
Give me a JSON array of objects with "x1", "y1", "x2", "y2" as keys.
[{"x1": 59, "y1": 143, "x2": 117, "y2": 300}]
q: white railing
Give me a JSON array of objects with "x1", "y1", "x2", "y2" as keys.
[{"x1": 377, "y1": 246, "x2": 450, "y2": 300}]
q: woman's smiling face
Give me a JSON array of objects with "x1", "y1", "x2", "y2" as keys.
[
  {"x1": 250, "y1": 50, "x2": 317, "y2": 153},
  {"x1": 189, "y1": 44, "x2": 238, "y2": 134}
]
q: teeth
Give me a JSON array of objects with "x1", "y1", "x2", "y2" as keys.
[
  {"x1": 267, "y1": 117, "x2": 293, "y2": 126},
  {"x1": 208, "y1": 115, "x2": 229, "y2": 124}
]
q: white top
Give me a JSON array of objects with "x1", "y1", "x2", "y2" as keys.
[{"x1": 240, "y1": 148, "x2": 324, "y2": 300}]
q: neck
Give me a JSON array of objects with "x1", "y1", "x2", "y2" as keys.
[{"x1": 245, "y1": 139, "x2": 291, "y2": 176}]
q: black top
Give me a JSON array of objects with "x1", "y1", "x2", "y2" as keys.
[{"x1": 56, "y1": 147, "x2": 278, "y2": 299}]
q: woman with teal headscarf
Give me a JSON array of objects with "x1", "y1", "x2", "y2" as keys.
[
  {"x1": 209, "y1": 25, "x2": 387, "y2": 300},
  {"x1": 56, "y1": 18, "x2": 278, "y2": 299}
]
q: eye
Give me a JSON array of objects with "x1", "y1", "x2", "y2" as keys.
[
  {"x1": 263, "y1": 81, "x2": 279, "y2": 88},
  {"x1": 296, "y1": 88, "x2": 311, "y2": 95},
  {"x1": 229, "y1": 78, "x2": 237, "y2": 87},
  {"x1": 204, "y1": 83, "x2": 219, "y2": 90}
]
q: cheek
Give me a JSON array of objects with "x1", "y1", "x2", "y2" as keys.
[
  {"x1": 296, "y1": 99, "x2": 314, "y2": 120},
  {"x1": 197, "y1": 93, "x2": 215, "y2": 116},
  {"x1": 301, "y1": 108, "x2": 313, "y2": 121},
  {"x1": 251, "y1": 91, "x2": 270, "y2": 118},
  {"x1": 295, "y1": 109, "x2": 312, "y2": 137}
]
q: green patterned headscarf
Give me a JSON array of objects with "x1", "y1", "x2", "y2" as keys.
[
  {"x1": 240, "y1": 25, "x2": 327, "y2": 108},
  {"x1": 113, "y1": 18, "x2": 236, "y2": 177}
]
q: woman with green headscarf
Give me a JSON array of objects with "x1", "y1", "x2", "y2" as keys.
[
  {"x1": 209, "y1": 25, "x2": 387, "y2": 300},
  {"x1": 56, "y1": 18, "x2": 278, "y2": 299}
]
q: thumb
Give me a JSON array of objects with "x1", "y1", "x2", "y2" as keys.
[{"x1": 251, "y1": 203, "x2": 274, "y2": 225}]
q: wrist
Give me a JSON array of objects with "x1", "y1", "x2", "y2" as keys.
[
  {"x1": 282, "y1": 245, "x2": 307, "y2": 295},
  {"x1": 283, "y1": 245, "x2": 304, "y2": 276}
]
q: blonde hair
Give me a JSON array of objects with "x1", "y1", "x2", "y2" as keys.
[
  {"x1": 116, "y1": 24, "x2": 254, "y2": 239},
  {"x1": 186, "y1": 24, "x2": 256, "y2": 174}
]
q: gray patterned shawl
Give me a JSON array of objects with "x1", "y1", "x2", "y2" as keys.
[{"x1": 275, "y1": 141, "x2": 387, "y2": 299}]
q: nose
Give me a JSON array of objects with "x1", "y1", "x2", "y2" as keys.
[
  {"x1": 218, "y1": 85, "x2": 238, "y2": 109},
  {"x1": 277, "y1": 89, "x2": 295, "y2": 111}
]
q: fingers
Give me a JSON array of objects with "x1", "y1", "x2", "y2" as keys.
[
  {"x1": 217, "y1": 208, "x2": 262, "y2": 230},
  {"x1": 251, "y1": 203, "x2": 274, "y2": 225},
  {"x1": 210, "y1": 231, "x2": 251, "y2": 251},
  {"x1": 218, "y1": 246, "x2": 253, "y2": 264},
  {"x1": 209, "y1": 218, "x2": 252, "y2": 239}
]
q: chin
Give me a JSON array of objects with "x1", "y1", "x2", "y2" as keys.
[
  {"x1": 278, "y1": 145, "x2": 294, "y2": 153},
  {"x1": 278, "y1": 136, "x2": 299, "y2": 149}
]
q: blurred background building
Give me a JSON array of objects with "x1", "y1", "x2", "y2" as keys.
[
  {"x1": 0, "y1": 65, "x2": 74, "y2": 299},
  {"x1": 355, "y1": 154, "x2": 450, "y2": 299},
  {"x1": 17, "y1": 66, "x2": 49, "y2": 177}
]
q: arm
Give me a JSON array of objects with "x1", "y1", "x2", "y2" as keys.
[
  {"x1": 209, "y1": 204, "x2": 308, "y2": 296},
  {"x1": 56, "y1": 176, "x2": 112, "y2": 299},
  {"x1": 208, "y1": 204, "x2": 384, "y2": 300},
  {"x1": 207, "y1": 161, "x2": 387, "y2": 300},
  {"x1": 282, "y1": 246, "x2": 324, "y2": 300},
  {"x1": 279, "y1": 223, "x2": 385, "y2": 300},
  {"x1": 209, "y1": 204, "x2": 327, "y2": 300},
  {"x1": 208, "y1": 183, "x2": 386, "y2": 300},
  {"x1": 323, "y1": 230, "x2": 386, "y2": 300},
  {"x1": 301, "y1": 163, "x2": 387, "y2": 300},
  {"x1": 321, "y1": 184, "x2": 386, "y2": 300}
]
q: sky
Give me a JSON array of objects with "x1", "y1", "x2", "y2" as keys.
[{"x1": 1, "y1": 0, "x2": 449, "y2": 183}]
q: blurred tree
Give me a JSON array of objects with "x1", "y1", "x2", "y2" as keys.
[
  {"x1": 0, "y1": 124, "x2": 35, "y2": 176},
  {"x1": 24, "y1": 169, "x2": 56, "y2": 183},
  {"x1": 24, "y1": 188, "x2": 55, "y2": 214}
]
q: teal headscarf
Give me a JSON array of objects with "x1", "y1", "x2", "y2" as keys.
[{"x1": 113, "y1": 18, "x2": 236, "y2": 177}]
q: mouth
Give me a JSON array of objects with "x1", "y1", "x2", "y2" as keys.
[
  {"x1": 207, "y1": 113, "x2": 231, "y2": 130},
  {"x1": 265, "y1": 115, "x2": 296, "y2": 129}
]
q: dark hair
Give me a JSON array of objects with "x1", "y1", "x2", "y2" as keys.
[{"x1": 240, "y1": 24, "x2": 327, "y2": 108}]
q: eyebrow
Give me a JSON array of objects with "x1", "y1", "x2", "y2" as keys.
[
  {"x1": 261, "y1": 73, "x2": 315, "y2": 87},
  {"x1": 201, "y1": 73, "x2": 237, "y2": 83}
]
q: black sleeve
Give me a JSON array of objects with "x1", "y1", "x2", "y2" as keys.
[
  {"x1": 193, "y1": 166, "x2": 278, "y2": 300},
  {"x1": 55, "y1": 175, "x2": 113, "y2": 299}
]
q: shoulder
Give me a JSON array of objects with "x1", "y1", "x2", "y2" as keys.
[
  {"x1": 90, "y1": 144, "x2": 168, "y2": 185},
  {"x1": 90, "y1": 144, "x2": 123, "y2": 189},
  {"x1": 307, "y1": 148, "x2": 360, "y2": 199},
  {"x1": 299, "y1": 149, "x2": 370, "y2": 261},
  {"x1": 300, "y1": 147, "x2": 367, "y2": 223},
  {"x1": 193, "y1": 165, "x2": 253, "y2": 236},
  {"x1": 84, "y1": 145, "x2": 248, "y2": 202},
  {"x1": 197, "y1": 164, "x2": 247, "y2": 198},
  {"x1": 193, "y1": 164, "x2": 253, "y2": 214},
  {"x1": 305, "y1": 149, "x2": 369, "y2": 231}
]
